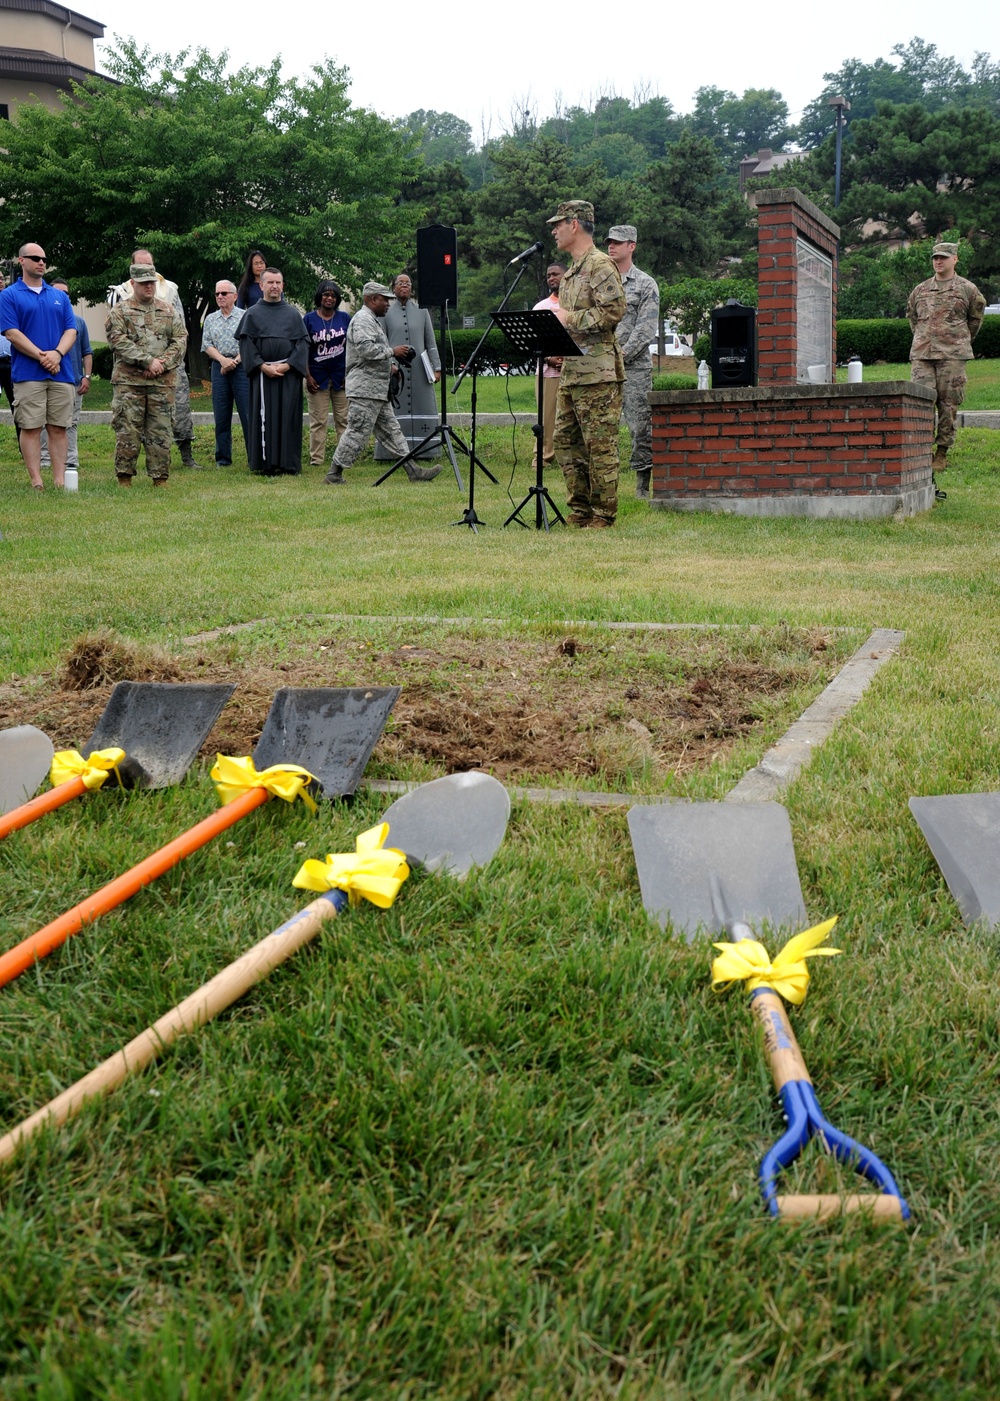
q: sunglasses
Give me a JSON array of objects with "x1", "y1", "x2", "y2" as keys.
[{"x1": 23, "y1": 254, "x2": 48, "y2": 264}]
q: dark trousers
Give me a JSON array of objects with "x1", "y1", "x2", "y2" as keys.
[
  {"x1": 0, "y1": 357, "x2": 19, "y2": 444},
  {"x1": 210, "y1": 362, "x2": 250, "y2": 464}
]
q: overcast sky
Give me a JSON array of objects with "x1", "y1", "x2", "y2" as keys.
[{"x1": 92, "y1": 1, "x2": 996, "y2": 137}]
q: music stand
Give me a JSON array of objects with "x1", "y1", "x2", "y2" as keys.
[
  {"x1": 493, "y1": 310, "x2": 582, "y2": 531},
  {"x1": 372, "y1": 305, "x2": 496, "y2": 496}
]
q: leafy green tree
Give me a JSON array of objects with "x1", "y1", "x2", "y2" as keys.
[
  {"x1": 633, "y1": 134, "x2": 736, "y2": 279},
  {"x1": 838, "y1": 239, "x2": 975, "y2": 318},
  {"x1": 395, "y1": 109, "x2": 474, "y2": 167},
  {"x1": 0, "y1": 41, "x2": 417, "y2": 345},
  {"x1": 659, "y1": 274, "x2": 758, "y2": 339},
  {"x1": 835, "y1": 103, "x2": 1000, "y2": 284},
  {"x1": 689, "y1": 86, "x2": 793, "y2": 164}
]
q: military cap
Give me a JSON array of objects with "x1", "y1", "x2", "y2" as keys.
[
  {"x1": 362, "y1": 280, "x2": 394, "y2": 299},
  {"x1": 546, "y1": 200, "x2": 595, "y2": 225},
  {"x1": 607, "y1": 224, "x2": 638, "y2": 243},
  {"x1": 130, "y1": 263, "x2": 158, "y2": 282},
  {"x1": 932, "y1": 242, "x2": 959, "y2": 258}
]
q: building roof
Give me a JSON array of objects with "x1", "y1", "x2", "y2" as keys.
[
  {"x1": 0, "y1": 0, "x2": 105, "y2": 39},
  {"x1": 0, "y1": 46, "x2": 104, "y2": 84}
]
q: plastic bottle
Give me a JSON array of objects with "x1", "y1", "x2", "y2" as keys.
[
  {"x1": 847, "y1": 357, "x2": 863, "y2": 384},
  {"x1": 64, "y1": 468, "x2": 78, "y2": 491},
  {"x1": 697, "y1": 359, "x2": 710, "y2": 390}
]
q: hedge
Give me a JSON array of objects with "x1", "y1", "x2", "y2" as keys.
[
  {"x1": 688, "y1": 318, "x2": 1000, "y2": 368},
  {"x1": 442, "y1": 328, "x2": 533, "y2": 376},
  {"x1": 652, "y1": 373, "x2": 698, "y2": 391}
]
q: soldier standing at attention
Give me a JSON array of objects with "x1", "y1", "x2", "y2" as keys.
[
  {"x1": 548, "y1": 200, "x2": 626, "y2": 528},
  {"x1": 105, "y1": 263, "x2": 187, "y2": 487},
  {"x1": 606, "y1": 224, "x2": 660, "y2": 499},
  {"x1": 323, "y1": 281, "x2": 440, "y2": 485},
  {"x1": 907, "y1": 241, "x2": 986, "y2": 491}
]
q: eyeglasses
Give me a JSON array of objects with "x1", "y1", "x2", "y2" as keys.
[
  {"x1": 23, "y1": 254, "x2": 48, "y2": 264},
  {"x1": 215, "y1": 290, "x2": 234, "y2": 297}
]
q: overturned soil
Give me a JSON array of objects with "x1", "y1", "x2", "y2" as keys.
[{"x1": 0, "y1": 624, "x2": 845, "y2": 786}]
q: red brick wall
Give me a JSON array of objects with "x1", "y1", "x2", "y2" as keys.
[
  {"x1": 756, "y1": 193, "x2": 839, "y2": 384},
  {"x1": 650, "y1": 385, "x2": 935, "y2": 500}
]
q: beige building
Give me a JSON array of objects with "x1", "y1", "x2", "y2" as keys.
[{"x1": 0, "y1": 0, "x2": 106, "y2": 120}]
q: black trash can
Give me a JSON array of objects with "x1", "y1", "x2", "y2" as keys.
[{"x1": 710, "y1": 299, "x2": 757, "y2": 387}]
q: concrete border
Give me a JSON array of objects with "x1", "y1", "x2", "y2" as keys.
[{"x1": 650, "y1": 489, "x2": 934, "y2": 520}]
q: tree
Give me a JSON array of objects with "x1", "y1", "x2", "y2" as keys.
[
  {"x1": 689, "y1": 86, "x2": 793, "y2": 164},
  {"x1": 0, "y1": 42, "x2": 418, "y2": 348},
  {"x1": 633, "y1": 134, "x2": 734, "y2": 279},
  {"x1": 835, "y1": 103, "x2": 1000, "y2": 284},
  {"x1": 838, "y1": 239, "x2": 975, "y2": 319},
  {"x1": 659, "y1": 274, "x2": 758, "y2": 340},
  {"x1": 395, "y1": 109, "x2": 474, "y2": 167}
]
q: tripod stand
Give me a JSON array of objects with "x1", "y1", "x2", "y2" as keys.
[
  {"x1": 373, "y1": 304, "x2": 496, "y2": 496},
  {"x1": 492, "y1": 309, "x2": 582, "y2": 531}
]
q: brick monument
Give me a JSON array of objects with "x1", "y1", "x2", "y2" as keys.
[{"x1": 649, "y1": 188, "x2": 935, "y2": 518}]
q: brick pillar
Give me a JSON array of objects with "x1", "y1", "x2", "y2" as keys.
[{"x1": 755, "y1": 189, "x2": 840, "y2": 384}]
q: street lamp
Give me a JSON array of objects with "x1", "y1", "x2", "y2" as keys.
[{"x1": 828, "y1": 95, "x2": 851, "y2": 208}]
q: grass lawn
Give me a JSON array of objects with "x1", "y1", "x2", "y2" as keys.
[{"x1": 2, "y1": 376, "x2": 1000, "y2": 1397}]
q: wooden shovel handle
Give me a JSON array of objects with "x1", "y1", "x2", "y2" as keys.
[
  {"x1": 0, "y1": 889, "x2": 345, "y2": 1165},
  {"x1": 777, "y1": 1194, "x2": 905, "y2": 1222},
  {"x1": 0, "y1": 786, "x2": 270, "y2": 990},
  {"x1": 0, "y1": 777, "x2": 87, "y2": 840}
]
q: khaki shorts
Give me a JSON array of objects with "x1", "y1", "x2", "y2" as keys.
[{"x1": 12, "y1": 379, "x2": 76, "y2": 430}]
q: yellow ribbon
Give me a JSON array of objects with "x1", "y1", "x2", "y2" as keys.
[
  {"x1": 210, "y1": 754, "x2": 319, "y2": 812},
  {"x1": 710, "y1": 916, "x2": 840, "y2": 1005},
  {"x1": 292, "y1": 821, "x2": 410, "y2": 909},
  {"x1": 50, "y1": 747, "x2": 126, "y2": 791}
]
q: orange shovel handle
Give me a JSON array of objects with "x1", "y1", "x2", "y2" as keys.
[
  {"x1": 0, "y1": 786, "x2": 270, "y2": 990},
  {"x1": 0, "y1": 777, "x2": 88, "y2": 841}
]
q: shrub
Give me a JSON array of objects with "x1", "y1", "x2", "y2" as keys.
[
  {"x1": 836, "y1": 320, "x2": 912, "y2": 363},
  {"x1": 694, "y1": 334, "x2": 710, "y2": 363},
  {"x1": 91, "y1": 343, "x2": 113, "y2": 379},
  {"x1": 443, "y1": 328, "x2": 533, "y2": 377},
  {"x1": 652, "y1": 373, "x2": 698, "y2": 391}
]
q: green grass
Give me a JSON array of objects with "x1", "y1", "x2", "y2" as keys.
[{"x1": 3, "y1": 396, "x2": 1000, "y2": 1396}]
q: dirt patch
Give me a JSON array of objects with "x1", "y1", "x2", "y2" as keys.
[{"x1": 0, "y1": 625, "x2": 843, "y2": 786}]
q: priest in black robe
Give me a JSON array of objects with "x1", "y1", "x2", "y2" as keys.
[{"x1": 237, "y1": 268, "x2": 310, "y2": 475}]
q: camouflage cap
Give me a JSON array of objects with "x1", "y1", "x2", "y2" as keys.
[
  {"x1": 130, "y1": 263, "x2": 158, "y2": 282},
  {"x1": 546, "y1": 200, "x2": 595, "y2": 225},
  {"x1": 607, "y1": 225, "x2": 638, "y2": 243},
  {"x1": 362, "y1": 280, "x2": 394, "y2": 298},
  {"x1": 932, "y1": 242, "x2": 959, "y2": 258}
]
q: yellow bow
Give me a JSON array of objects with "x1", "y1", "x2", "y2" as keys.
[
  {"x1": 210, "y1": 754, "x2": 319, "y2": 812},
  {"x1": 50, "y1": 747, "x2": 126, "y2": 791},
  {"x1": 292, "y1": 821, "x2": 410, "y2": 909},
  {"x1": 711, "y1": 916, "x2": 840, "y2": 1005}
]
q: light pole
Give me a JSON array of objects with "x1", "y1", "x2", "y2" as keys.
[{"x1": 828, "y1": 95, "x2": 851, "y2": 208}]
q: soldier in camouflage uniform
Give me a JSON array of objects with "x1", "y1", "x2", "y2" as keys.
[
  {"x1": 324, "y1": 282, "x2": 439, "y2": 484},
  {"x1": 548, "y1": 200, "x2": 626, "y2": 528},
  {"x1": 907, "y1": 241, "x2": 986, "y2": 482},
  {"x1": 106, "y1": 264, "x2": 187, "y2": 485},
  {"x1": 108, "y1": 249, "x2": 203, "y2": 467},
  {"x1": 607, "y1": 224, "x2": 660, "y2": 498}
]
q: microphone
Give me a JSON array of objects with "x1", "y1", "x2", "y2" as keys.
[{"x1": 506, "y1": 240, "x2": 544, "y2": 266}]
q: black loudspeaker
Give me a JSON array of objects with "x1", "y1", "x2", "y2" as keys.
[
  {"x1": 710, "y1": 299, "x2": 757, "y2": 387},
  {"x1": 417, "y1": 224, "x2": 458, "y2": 307}
]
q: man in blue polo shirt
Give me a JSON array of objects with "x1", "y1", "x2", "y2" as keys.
[{"x1": 0, "y1": 242, "x2": 77, "y2": 490}]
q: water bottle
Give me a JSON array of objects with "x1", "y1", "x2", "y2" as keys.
[
  {"x1": 847, "y1": 357, "x2": 862, "y2": 384},
  {"x1": 64, "y1": 468, "x2": 78, "y2": 491},
  {"x1": 697, "y1": 359, "x2": 710, "y2": 390}
]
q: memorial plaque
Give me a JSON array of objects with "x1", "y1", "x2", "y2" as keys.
[{"x1": 795, "y1": 238, "x2": 833, "y2": 384}]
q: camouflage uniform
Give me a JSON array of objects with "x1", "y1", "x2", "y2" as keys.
[
  {"x1": 554, "y1": 247, "x2": 626, "y2": 524},
  {"x1": 110, "y1": 273, "x2": 193, "y2": 443},
  {"x1": 616, "y1": 263, "x2": 659, "y2": 475},
  {"x1": 907, "y1": 273, "x2": 986, "y2": 453},
  {"x1": 329, "y1": 306, "x2": 410, "y2": 472},
  {"x1": 106, "y1": 296, "x2": 187, "y2": 479}
]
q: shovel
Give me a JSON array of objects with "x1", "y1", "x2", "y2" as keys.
[
  {"x1": 908, "y1": 793, "x2": 1000, "y2": 929},
  {"x1": 0, "y1": 726, "x2": 55, "y2": 817},
  {"x1": 0, "y1": 686, "x2": 400, "y2": 991},
  {"x1": 628, "y1": 801, "x2": 909, "y2": 1221},
  {"x1": 0, "y1": 772, "x2": 510, "y2": 1167},
  {"x1": 0, "y1": 682, "x2": 235, "y2": 839}
]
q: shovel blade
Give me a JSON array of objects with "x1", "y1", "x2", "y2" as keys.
[
  {"x1": 909, "y1": 792, "x2": 1000, "y2": 929},
  {"x1": 84, "y1": 682, "x2": 235, "y2": 788},
  {"x1": 628, "y1": 801, "x2": 807, "y2": 940},
  {"x1": 253, "y1": 687, "x2": 400, "y2": 799},
  {"x1": 0, "y1": 725, "x2": 56, "y2": 814},
  {"x1": 381, "y1": 771, "x2": 510, "y2": 878}
]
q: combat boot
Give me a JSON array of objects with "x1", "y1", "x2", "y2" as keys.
[
  {"x1": 178, "y1": 439, "x2": 206, "y2": 469},
  {"x1": 404, "y1": 461, "x2": 441, "y2": 482},
  {"x1": 931, "y1": 447, "x2": 949, "y2": 469},
  {"x1": 323, "y1": 469, "x2": 345, "y2": 485},
  {"x1": 116, "y1": 474, "x2": 132, "y2": 487},
  {"x1": 635, "y1": 469, "x2": 651, "y2": 498}
]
